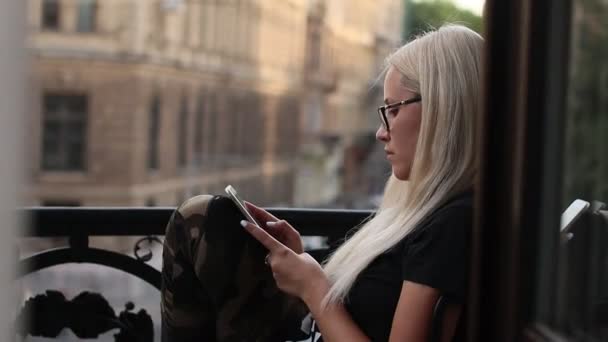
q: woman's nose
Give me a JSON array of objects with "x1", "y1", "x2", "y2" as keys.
[{"x1": 376, "y1": 125, "x2": 389, "y2": 142}]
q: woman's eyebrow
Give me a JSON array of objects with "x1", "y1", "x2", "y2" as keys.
[{"x1": 384, "y1": 98, "x2": 393, "y2": 105}]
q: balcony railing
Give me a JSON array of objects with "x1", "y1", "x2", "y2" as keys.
[{"x1": 16, "y1": 206, "x2": 373, "y2": 341}]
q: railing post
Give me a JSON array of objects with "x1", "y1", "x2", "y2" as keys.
[{"x1": 68, "y1": 234, "x2": 89, "y2": 262}]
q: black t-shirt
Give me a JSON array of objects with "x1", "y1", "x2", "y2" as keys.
[{"x1": 305, "y1": 191, "x2": 473, "y2": 342}]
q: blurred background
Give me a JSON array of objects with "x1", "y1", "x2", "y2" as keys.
[
  {"x1": 13, "y1": 0, "x2": 608, "y2": 341},
  {"x1": 22, "y1": 0, "x2": 482, "y2": 210}
]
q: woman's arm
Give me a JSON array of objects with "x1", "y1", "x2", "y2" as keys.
[
  {"x1": 388, "y1": 282, "x2": 439, "y2": 341},
  {"x1": 307, "y1": 280, "x2": 460, "y2": 342},
  {"x1": 388, "y1": 282, "x2": 461, "y2": 342},
  {"x1": 303, "y1": 282, "x2": 371, "y2": 342},
  {"x1": 241, "y1": 220, "x2": 371, "y2": 341},
  {"x1": 241, "y1": 215, "x2": 457, "y2": 341}
]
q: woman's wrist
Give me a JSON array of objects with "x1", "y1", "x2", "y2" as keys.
[{"x1": 302, "y1": 275, "x2": 331, "y2": 313}]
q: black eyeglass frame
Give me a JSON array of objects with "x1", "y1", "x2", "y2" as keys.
[{"x1": 377, "y1": 96, "x2": 422, "y2": 133}]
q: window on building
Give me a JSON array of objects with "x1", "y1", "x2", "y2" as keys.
[
  {"x1": 76, "y1": 0, "x2": 97, "y2": 33},
  {"x1": 206, "y1": 93, "x2": 217, "y2": 162},
  {"x1": 41, "y1": 93, "x2": 88, "y2": 171},
  {"x1": 306, "y1": 16, "x2": 321, "y2": 71},
  {"x1": 148, "y1": 95, "x2": 161, "y2": 171},
  {"x1": 240, "y1": 94, "x2": 252, "y2": 158},
  {"x1": 177, "y1": 96, "x2": 189, "y2": 167},
  {"x1": 276, "y1": 95, "x2": 299, "y2": 157},
  {"x1": 193, "y1": 96, "x2": 205, "y2": 163},
  {"x1": 235, "y1": 96, "x2": 246, "y2": 158},
  {"x1": 248, "y1": 93, "x2": 263, "y2": 161},
  {"x1": 227, "y1": 99, "x2": 239, "y2": 157},
  {"x1": 41, "y1": 0, "x2": 60, "y2": 30}
]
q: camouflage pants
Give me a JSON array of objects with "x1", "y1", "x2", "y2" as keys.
[{"x1": 161, "y1": 195, "x2": 308, "y2": 342}]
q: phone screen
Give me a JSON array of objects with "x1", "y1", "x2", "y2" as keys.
[{"x1": 225, "y1": 185, "x2": 261, "y2": 227}]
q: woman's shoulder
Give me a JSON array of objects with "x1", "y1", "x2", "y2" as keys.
[
  {"x1": 409, "y1": 190, "x2": 474, "y2": 241},
  {"x1": 432, "y1": 189, "x2": 474, "y2": 219}
]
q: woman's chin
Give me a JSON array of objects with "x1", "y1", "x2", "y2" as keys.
[{"x1": 392, "y1": 167, "x2": 410, "y2": 181}]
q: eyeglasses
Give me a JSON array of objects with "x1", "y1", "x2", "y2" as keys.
[{"x1": 377, "y1": 96, "x2": 421, "y2": 133}]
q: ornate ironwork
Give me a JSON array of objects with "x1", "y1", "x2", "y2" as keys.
[
  {"x1": 16, "y1": 206, "x2": 372, "y2": 341},
  {"x1": 134, "y1": 236, "x2": 163, "y2": 262},
  {"x1": 15, "y1": 290, "x2": 153, "y2": 341},
  {"x1": 18, "y1": 247, "x2": 162, "y2": 290}
]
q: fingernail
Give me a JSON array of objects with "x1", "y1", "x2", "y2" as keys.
[
  {"x1": 240, "y1": 220, "x2": 248, "y2": 228},
  {"x1": 266, "y1": 221, "x2": 276, "y2": 227}
]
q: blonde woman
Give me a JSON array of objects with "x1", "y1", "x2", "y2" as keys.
[{"x1": 242, "y1": 25, "x2": 483, "y2": 342}]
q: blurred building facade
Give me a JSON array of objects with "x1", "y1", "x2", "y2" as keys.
[
  {"x1": 297, "y1": 0, "x2": 404, "y2": 207},
  {"x1": 25, "y1": 0, "x2": 404, "y2": 208}
]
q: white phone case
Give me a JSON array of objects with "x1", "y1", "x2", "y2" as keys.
[
  {"x1": 560, "y1": 199, "x2": 590, "y2": 241},
  {"x1": 225, "y1": 185, "x2": 261, "y2": 227}
]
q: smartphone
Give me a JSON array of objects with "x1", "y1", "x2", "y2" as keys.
[
  {"x1": 225, "y1": 185, "x2": 261, "y2": 227},
  {"x1": 560, "y1": 199, "x2": 590, "y2": 238}
]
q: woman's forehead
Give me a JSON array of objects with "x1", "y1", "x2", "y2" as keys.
[
  {"x1": 384, "y1": 67, "x2": 415, "y2": 97},
  {"x1": 384, "y1": 68, "x2": 402, "y2": 89}
]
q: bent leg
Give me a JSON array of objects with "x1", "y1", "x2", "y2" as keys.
[{"x1": 161, "y1": 195, "x2": 308, "y2": 341}]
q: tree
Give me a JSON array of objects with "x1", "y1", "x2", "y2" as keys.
[
  {"x1": 563, "y1": 0, "x2": 608, "y2": 206},
  {"x1": 403, "y1": 0, "x2": 483, "y2": 40}
]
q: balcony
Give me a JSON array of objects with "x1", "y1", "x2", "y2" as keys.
[{"x1": 16, "y1": 205, "x2": 373, "y2": 341}]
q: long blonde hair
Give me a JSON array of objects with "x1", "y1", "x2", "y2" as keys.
[{"x1": 322, "y1": 25, "x2": 483, "y2": 305}]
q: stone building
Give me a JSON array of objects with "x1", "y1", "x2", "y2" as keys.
[{"x1": 25, "y1": 0, "x2": 404, "y2": 208}]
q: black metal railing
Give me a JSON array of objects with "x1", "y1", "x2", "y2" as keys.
[{"x1": 16, "y1": 206, "x2": 373, "y2": 341}]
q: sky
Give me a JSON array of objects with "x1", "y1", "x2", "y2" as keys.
[{"x1": 452, "y1": 0, "x2": 485, "y2": 15}]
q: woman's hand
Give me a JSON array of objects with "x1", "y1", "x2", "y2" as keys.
[
  {"x1": 241, "y1": 220, "x2": 329, "y2": 304},
  {"x1": 245, "y1": 202, "x2": 304, "y2": 254}
]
